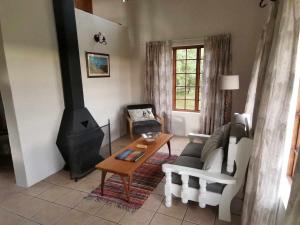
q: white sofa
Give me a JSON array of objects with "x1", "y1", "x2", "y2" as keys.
[{"x1": 162, "y1": 113, "x2": 252, "y2": 222}]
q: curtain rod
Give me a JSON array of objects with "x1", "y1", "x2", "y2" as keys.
[{"x1": 170, "y1": 37, "x2": 206, "y2": 42}]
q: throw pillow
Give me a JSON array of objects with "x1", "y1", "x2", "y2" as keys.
[
  {"x1": 128, "y1": 108, "x2": 155, "y2": 122},
  {"x1": 203, "y1": 147, "x2": 223, "y2": 183},
  {"x1": 201, "y1": 126, "x2": 224, "y2": 162},
  {"x1": 203, "y1": 147, "x2": 223, "y2": 172}
]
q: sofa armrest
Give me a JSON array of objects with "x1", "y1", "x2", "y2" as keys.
[
  {"x1": 127, "y1": 116, "x2": 133, "y2": 124},
  {"x1": 162, "y1": 163, "x2": 236, "y2": 185},
  {"x1": 188, "y1": 133, "x2": 211, "y2": 143}
]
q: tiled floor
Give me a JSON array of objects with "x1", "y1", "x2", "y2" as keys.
[{"x1": 0, "y1": 135, "x2": 242, "y2": 225}]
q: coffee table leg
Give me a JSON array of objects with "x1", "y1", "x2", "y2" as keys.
[
  {"x1": 101, "y1": 170, "x2": 107, "y2": 196},
  {"x1": 167, "y1": 140, "x2": 171, "y2": 156},
  {"x1": 120, "y1": 175, "x2": 132, "y2": 202}
]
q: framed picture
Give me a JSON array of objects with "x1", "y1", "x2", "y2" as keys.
[{"x1": 85, "y1": 52, "x2": 110, "y2": 78}]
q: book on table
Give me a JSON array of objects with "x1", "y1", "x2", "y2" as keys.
[{"x1": 115, "y1": 149, "x2": 145, "y2": 162}]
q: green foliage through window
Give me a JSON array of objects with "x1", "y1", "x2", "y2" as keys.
[{"x1": 173, "y1": 46, "x2": 204, "y2": 112}]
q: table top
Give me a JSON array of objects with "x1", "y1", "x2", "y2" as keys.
[{"x1": 95, "y1": 133, "x2": 173, "y2": 176}]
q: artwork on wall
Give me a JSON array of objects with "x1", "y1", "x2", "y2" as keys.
[{"x1": 85, "y1": 52, "x2": 110, "y2": 78}]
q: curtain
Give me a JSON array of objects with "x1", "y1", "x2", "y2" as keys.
[
  {"x1": 199, "y1": 34, "x2": 232, "y2": 134},
  {"x1": 285, "y1": 153, "x2": 300, "y2": 225},
  {"x1": 145, "y1": 41, "x2": 172, "y2": 132},
  {"x1": 284, "y1": 0, "x2": 300, "y2": 224},
  {"x1": 242, "y1": 0, "x2": 300, "y2": 224},
  {"x1": 244, "y1": 4, "x2": 278, "y2": 129}
]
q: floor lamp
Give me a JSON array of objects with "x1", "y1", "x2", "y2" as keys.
[{"x1": 220, "y1": 75, "x2": 239, "y2": 123}]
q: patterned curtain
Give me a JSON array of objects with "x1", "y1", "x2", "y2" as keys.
[
  {"x1": 242, "y1": 0, "x2": 300, "y2": 225},
  {"x1": 145, "y1": 41, "x2": 172, "y2": 132},
  {"x1": 199, "y1": 34, "x2": 232, "y2": 134},
  {"x1": 244, "y1": 3, "x2": 278, "y2": 129},
  {"x1": 284, "y1": 0, "x2": 300, "y2": 224},
  {"x1": 285, "y1": 152, "x2": 300, "y2": 225}
]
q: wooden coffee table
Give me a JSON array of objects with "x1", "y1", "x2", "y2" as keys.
[{"x1": 95, "y1": 133, "x2": 173, "y2": 202}]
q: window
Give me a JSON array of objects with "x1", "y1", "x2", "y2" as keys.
[{"x1": 173, "y1": 46, "x2": 204, "y2": 112}]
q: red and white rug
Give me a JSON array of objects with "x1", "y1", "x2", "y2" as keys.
[{"x1": 87, "y1": 152, "x2": 177, "y2": 211}]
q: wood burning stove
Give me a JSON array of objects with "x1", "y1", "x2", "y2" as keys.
[{"x1": 53, "y1": 0, "x2": 104, "y2": 181}]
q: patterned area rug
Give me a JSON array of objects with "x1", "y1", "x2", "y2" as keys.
[{"x1": 87, "y1": 152, "x2": 177, "y2": 211}]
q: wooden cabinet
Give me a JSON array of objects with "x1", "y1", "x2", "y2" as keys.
[{"x1": 74, "y1": 0, "x2": 93, "y2": 14}]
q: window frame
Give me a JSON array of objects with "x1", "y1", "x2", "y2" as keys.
[
  {"x1": 172, "y1": 45, "x2": 204, "y2": 112},
  {"x1": 287, "y1": 88, "x2": 300, "y2": 180}
]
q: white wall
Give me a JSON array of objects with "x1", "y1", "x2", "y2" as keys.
[
  {"x1": 75, "y1": 9, "x2": 132, "y2": 140},
  {"x1": 93, "y1": 0, "x2": 268, "y2": 135},
  {"x1": 0, "y1": 24, "x2": 28, "y2": 186},
  {"x1": 0, "y1": 0, "x2": 65, "y2": 186},
  {"x1": 0, "y1": 1, "x2": 132, "y2": 187}
]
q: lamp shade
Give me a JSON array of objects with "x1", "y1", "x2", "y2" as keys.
[{"x1": 220, "y1": 75, "x2": 239, "y2": 90}]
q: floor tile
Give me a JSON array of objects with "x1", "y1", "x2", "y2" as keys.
[
  {"x1": 22, "y1": 181, "x2": 54, "y2": 196},
  {"x1": 45, "y1": 170, "x2": 72, "y2": 186},
  {"x1": 152, "y1": 182, "x2": 165, "y2": 196},
  {"x1": 63, "y1": 176, "x2": 100, "y2": 193},
  {"x1": 184, "y1": 204, "x2": 216, "y2": 225},
  {"x1": 94, "y1": 203, "x2": 126, "y2": 223},
  {"x1": 0, "y1": 208, "x2": 39, "y2": 225},
  {"x1": 119, "y1": 208, "x2": 155, "y2": 225},
  {"x1": 54, "y1": 189, "x2": 86, "y2": 208},
  {"x1": 142, "y1": 194, "x2": 164, "y2": 211},
  {"x1": 31, "y1": 201, "x2": 70, "y2": 225},
  {"x1": 87, "y1": 216, "x2": 116, "y2": 225},
  {"x1": 37, "y1": 185, "x2": 69, "y2": 202},
  {"x1": 75, "y1": 198, "x2": 105, "y2": 215},
  {"x1": 0, "y1": 186, "x2": 20, "y2": 203},
  {"x1": 149, "y1": 213, "x2": 182, "y2": 225},
  {"x1": 158, "y1": 197, "x2": 187, "y2": 219},
  {"x1": 182, "y1": 221, "x2": 198, "y2": 225},
  {"x1": 1, "y1": 193, "x2": 49, "y2": 218},
  {"x1": 88, "y1": 170, "x2": 103, "y2": 181},
  {"x1": 54, "y1": 209, "x2": 95, "y2": 225},
  {"x1": 215, "y1": 214, "x2": 241, "y2": 225}
]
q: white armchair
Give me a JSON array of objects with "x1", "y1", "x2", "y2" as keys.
[{"x1": 162, "y1": 113, "x2": 252, "y2": 222}]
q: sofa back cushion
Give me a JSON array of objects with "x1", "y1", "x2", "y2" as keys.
[
  {"x1": 203, "y1": 147, "x2": 223, "y2": 173},
  {"x1": 128, "y1": 108, "x2": 155, "y2": 122},
  {"x1": 127, "y1": 104, "x2": 156, "y2": 117},
  {"x1": 201, "y1": 123, "x2": 230, "y2": 162}
]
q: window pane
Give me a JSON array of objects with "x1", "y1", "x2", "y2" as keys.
[
  {"x1": 200, "y1": 48, "x2": 205, "y2": 59},
  {"x1": 176, "y1": 74, "x2": 185, "y2": 86},
  {"x1": 186, "y1": 100, "x2": 195, "y2": 110},
  {"x1": 200, "y1": 60, "x2": 204, "y2": 73},
  {"x1": 186, "y1": 74, "x2": 196, "y2": 86},
  {"x1": 198, "y1": 101, "x2": 201, "y2": 111},
  {"x1": 176, "y1": 100, "x2": 185, "y2": 109},
  {"x1": 176, "y1": 87, "x2": 185, "y2": 99},
  {"x1": 187, "y1": 49, "x2": 197, "y2": 59},
  {"x1": 186, "y1": 60, "x2": 196, "y2": 73},
  {"x1": 176, "y1": 60, "x2": 186, "y2": 73},
  {"x1": 186, "y1": 87, "x2": 196, "y2": 99},
  {"x1": 176, "y1": 49, "x2": 186, "y2": 60}
]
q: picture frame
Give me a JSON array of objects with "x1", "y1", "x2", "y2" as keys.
[{"x1": 85, "y1": 52, "x2": 110, "y2": 78}]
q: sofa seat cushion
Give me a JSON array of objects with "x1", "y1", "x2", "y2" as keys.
[
  {"x1": 173, "y1": 155, "x2": 204, "y2": 169},
  {"x1": 172, "y1": 173, "x2": 226, "y2": 194},
  {"x1": 133, "y1": 120, "x2": 161, "y2": 134},
  {"x1": 171, "y1": 159, "x2": 234, "y2": 194},
  {"x1": 180, "y1": 142, "x2": 204, "y2": 158}
]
